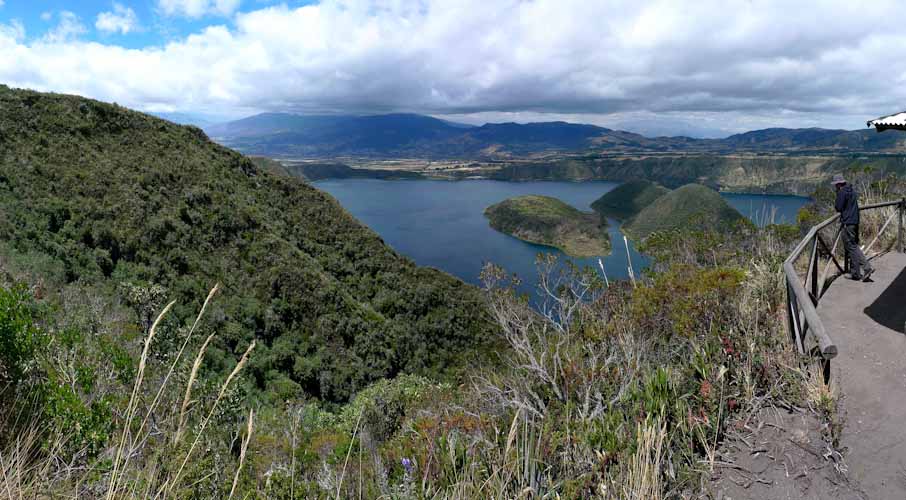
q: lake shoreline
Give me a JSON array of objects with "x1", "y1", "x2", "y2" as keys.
[
  {"x1": 302, "y1": 166, "x2": 815, "y2": 199},
  {"x1": 313, "y1": 179, "x2": 808, "y2": 297}
]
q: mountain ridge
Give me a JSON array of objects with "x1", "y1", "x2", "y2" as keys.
[{"x1": 206, "y1": 112, "x2": 905, "y2": 158}]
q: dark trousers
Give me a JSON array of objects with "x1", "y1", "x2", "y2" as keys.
[{"x1": 842, "y1": 224, "x2": 872, "y2": 277}]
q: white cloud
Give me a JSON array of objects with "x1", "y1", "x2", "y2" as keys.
[
  {"x1": 158, "y1": 0, "x2": 241, "y2": 18},
  {"x1": 0, "y1": 19, "x2": 23, "y2": 41},
  {"x1": 40, "y1": 12, "x2": 52, "y2": 22},
  {"x1": 96, "y1": 3, "x2": 139, "y2": 35},
  {"x1": 3, "y1": 0, "x2": 906, "y2": 132},
  {"x1": 41, "y1": 11, "x2": 86, "y2": 43}
]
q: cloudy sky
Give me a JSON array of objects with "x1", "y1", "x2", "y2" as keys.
[{"x1": 1, "y1": 0, "x2": 905, "y2": 136}]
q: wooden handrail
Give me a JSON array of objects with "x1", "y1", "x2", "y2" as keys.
[
  {"x1": 783, "y1": 198, "x2": 906, "y2": 365},
  {"x1": 783, "y1": 260, "x2": 837, "y2": 358}
]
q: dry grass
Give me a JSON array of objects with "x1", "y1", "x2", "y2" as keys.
[
  {"x1": 166, "y1": 338, "x2": 256, "y2": 495},
  {"x1": 0, "y1": 427, "x2": 70, "y2": 499},
  {"x1": 0, "y1": 285, "x2": 259, "y2": 499},
  {"x1": 229, "y1": 408, "x2": 255, "y2": 499},
  {"x1": 175, "y1": 332, "x2": 216, "y2": 445},
  {"x1": 106, "y1": 298, "x2": 176, "y2": 500},
  {"x1": 619, "y1": 416, "x2": 667, "y2": 500}
]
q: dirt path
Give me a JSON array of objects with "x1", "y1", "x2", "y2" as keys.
[
  {"x1": 818, "y1": 252, "x2": 906, "y2": 498},
  {"x1": 708, "y1": 408, "x2": 863, "y2": 499}
]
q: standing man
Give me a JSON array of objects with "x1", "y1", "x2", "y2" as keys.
[{"x1": 833, "y1": 174, "x2": 874, "y2": 281}]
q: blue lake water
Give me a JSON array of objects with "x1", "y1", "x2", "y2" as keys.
[{"x1": 314, "y1": 179, "x2": 809, "y2": 293}]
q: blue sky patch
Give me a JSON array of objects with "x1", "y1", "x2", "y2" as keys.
[{"x1": 0, "y1": 1, "x2": 311, "y2": 48}]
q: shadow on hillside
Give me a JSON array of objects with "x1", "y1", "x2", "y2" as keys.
[{"x1": 864, "y1": 267, "x2": 906, "y2": 334}]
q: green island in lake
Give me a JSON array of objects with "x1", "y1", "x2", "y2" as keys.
[
  {"x1": 591, "y1": 179, "x2": 670, "y2": 220},
  {"x1": 623, "y1": 183, "x2": 749, "y2": 239},
  {"x1": 591, "y1": 179, "x2": 750, "y2": 239},
  {"x1": 484, "y1": 195, "x2": 611, "y2": 258}
]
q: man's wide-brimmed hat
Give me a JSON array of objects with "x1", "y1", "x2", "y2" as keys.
[{"x1": 832, "y1": 174, "x2": 847, "y2": 185}]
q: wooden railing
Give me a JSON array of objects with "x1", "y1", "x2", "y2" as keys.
[{"x1": 783, "y1": 198, "x2": 906, "y2": 374}]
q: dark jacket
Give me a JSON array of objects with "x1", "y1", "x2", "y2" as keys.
[{"x1": 835, "y1": 184, "x2": 860, "y2": 226}]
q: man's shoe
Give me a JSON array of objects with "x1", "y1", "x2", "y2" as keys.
[
  {"x1": 862, "y1": 269, "x2": 875, "y2": 282},
  {"x1": 849, "y1": 273, "x2": 863, "y2": 280}
]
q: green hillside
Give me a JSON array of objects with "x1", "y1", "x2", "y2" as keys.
[
  {"x1": 624, "y1": 184, "x2": 749, "y2": 239},
  {"x1": 0, "y1": 85, "x2": 847, "y2": 499},
  {"x1": 0, "y1": 85, "x2": 492, "y2": 403},
  {"x1": 484, "y1": 195, "x2": 610, "y2": 257},
  {"x1": 591, "y1": 180, "x2": 669, "y2": 220}
]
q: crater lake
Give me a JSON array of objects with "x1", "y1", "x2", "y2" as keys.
[{"x1": 314, "y1": 179, "x2": 809, "y2": 295}]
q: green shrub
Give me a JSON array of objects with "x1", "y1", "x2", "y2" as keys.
[
  {"x1": 39, "y1": 382, "x2": 114, "y2": 456},
  {"x1": 632, "y1": 265, "x2": 746, "y2": 339},
  {"x1": 338, "y1": 374, "x2": 443, "y2": 441},
  {"x1": 0, "y1": 284, "x2": 45, "y2": 384},
  {"x1": 0, "y1": 284, "x2": 117, "y2": 457}
]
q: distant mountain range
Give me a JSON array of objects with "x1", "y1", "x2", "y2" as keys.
[{"x1": 204, "y1": 112, "x2": 906, "y2": 158}]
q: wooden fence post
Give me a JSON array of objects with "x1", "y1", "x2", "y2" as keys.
[
  {"x1": 810, "y1": 237, "x2": 819, "y2": 304},
  {"x1": 786, "y1": 281, "x2": 797, "y2": 349},
  {"x1": 897, "y1": 198, "x2": 906, "y2": 253}
]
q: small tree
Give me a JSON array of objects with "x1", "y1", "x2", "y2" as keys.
[{"x1": 120, "y1": 281, "x2": 167, "y2": 334}]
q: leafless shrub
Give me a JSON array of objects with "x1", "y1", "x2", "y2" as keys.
[{"x1": 478, "y1": 258, "x2": 642, "y2": 423}]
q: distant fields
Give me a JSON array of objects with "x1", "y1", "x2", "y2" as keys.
[{"x1": 276, "y1": 152, "x2": 906, "y2": 196}]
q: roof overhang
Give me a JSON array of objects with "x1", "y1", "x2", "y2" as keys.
[{"x1": 868, "y1": 111, "x2": 906, "y2": 132}]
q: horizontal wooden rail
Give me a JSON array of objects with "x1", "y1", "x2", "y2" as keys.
[
  {"x1": 783, "y1": 260, "x2": 837, "y2": 358},
  {"x1": 783, "y1": 198, "x2": 906, "y2": 368}
]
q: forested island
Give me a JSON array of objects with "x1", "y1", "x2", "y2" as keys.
[
  {"x1": 484, "y1": 195, "x2": 611, "y2": 257},
  {"x1": 484, "y1": 182, "x2": 747, "y2": 257},
  {"x1": 623, "y1": 184, "x2": 749, "y2": 239},
  {"x1": 591, "y1": 179, "x2": 670, "y2": 220}
]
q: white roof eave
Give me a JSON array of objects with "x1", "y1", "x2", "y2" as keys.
[{"x1": 868, "y1": 111, "x2": 906, "y2": 130}]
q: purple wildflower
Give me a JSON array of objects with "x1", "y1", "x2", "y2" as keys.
[{"x1": 401, "y1": 457, "x2": 413, "y2": 474}]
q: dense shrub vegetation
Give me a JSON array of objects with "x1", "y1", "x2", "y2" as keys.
[
  {"x1": 2, "y1": 85, "x2": 898, "y2": 497},
  {"x1": 0, "y1": 85, "x2": 493, "y2": 405},
  {"x1": 0, "y1": 205, "x2": 826, "y2": 497}
]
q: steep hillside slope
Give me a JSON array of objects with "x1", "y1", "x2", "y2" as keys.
[
  {"x1": 591, "y1": 180, "x2": 669, "y2": 220},
  {"x1": 624, "y1": 184, "x2": 748, "y2": 239},
  {"x1": 0, "y1": 85, "x2": 492, "y2": 403}
]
